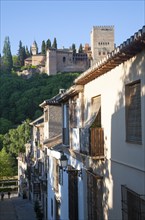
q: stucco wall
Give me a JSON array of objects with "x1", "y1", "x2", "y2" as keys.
[{"x1": 83, "y1": 49, "x2": 145, "y2": 219}]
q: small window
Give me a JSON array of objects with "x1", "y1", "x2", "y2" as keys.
[
  {"x1": 63, "y1": 57, "x2": 66, "y2": 63},
  {"x1": 99, "y1": 51, "x2": 101, "y2": 55},
  {"x1": 125, "y1": 80, "x2": 142, "y2": 144}
]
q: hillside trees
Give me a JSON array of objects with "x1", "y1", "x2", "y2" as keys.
[
  {"x1": 2, "y1": 36, "x2": 13, "y2": 72},
  {"x1": 0, "y1": 148, "x2": 17, "y2": 178},
  {"x1": 0, "y1": 72, "x2": 80, "y2": 132},
  {"x1": 3, "y1": 119, "x2": 31, "y2": 157}
]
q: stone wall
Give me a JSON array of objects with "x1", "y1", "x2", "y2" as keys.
[{"x1": 46, "y1": 49, "x2": 90, "y2": 75}]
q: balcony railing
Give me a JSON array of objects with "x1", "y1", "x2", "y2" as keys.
[{"x1": 89, "y1": 127, "x2": 104, "y2": 157}]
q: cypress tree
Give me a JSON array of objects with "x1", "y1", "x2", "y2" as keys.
[
  {"x1": 52, "y1": 38, "x2": 57, "y2": 49},
  {"x1": 25, "y1": 46, "x2": 30, "y2": 58},
  {"x1": 46, "y1": 39, "x2": 51, "y2": 49},
  {"x1": 72, "y1": 43, "x2": 76, "y2": 55},
  {"x1": 78, "y1": 43, "x2": 83, "y2": 53},
  {"x1": 41, "y1": 40, "x2": 46, "y2": 54},
  {"x1": 2, "y1": 36, "x2": 13, "y2": 72},
  {"x1": 18, "y1": 41, "x2": 27, "y2": 67}
]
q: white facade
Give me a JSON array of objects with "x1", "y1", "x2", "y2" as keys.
[
  {"x1": 20, "y1": 26, "x2": 145, "y2": 220},
  {"x1": 55, "y1": 26, "x2": 145, "y2": 219}
]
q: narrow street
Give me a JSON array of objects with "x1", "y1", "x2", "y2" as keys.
[{"x1": 0, "y1": 192, "x2": 36, "y2": 220}]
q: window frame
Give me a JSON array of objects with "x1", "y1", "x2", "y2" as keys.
[{"x1": 125, "y1": 80, "x2": 142, "y2": 144}]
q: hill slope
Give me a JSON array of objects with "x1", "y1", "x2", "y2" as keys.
[{"x1": 0, "y1": 72, "x2": 79, "y2": 134}]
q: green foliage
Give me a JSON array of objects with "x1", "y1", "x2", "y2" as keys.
[
  {"x1": 46, "y1": 39, "x2": 51, "y2": 49},
  {"x1": 2, "y1": 36, "x2": 13, "y2": 72},
  {"x1": 3, "y1": 119, "x2": 31, "y2": 157},
  {"x1": 0, "y1": 148, "x2": 17, "y2": 179},
  {"x1": 78, "y1": 43, "x2": 83, "y2": 53},
  {"x1": 41, "y1": 40, "x2": 46, "y2": 54},
  {"x1": 72, "y1": 43, "x2": 76, "y2": 55},
  {"x1": 0, "y1": 135, "x2": 4, "y2": 151},
  {"x1": 25, "y1": 46, "x2": 30, "y2": 58},
  {"x1": 0, "y1": 118, "x2": 12, "y2": 134},
  {"x1": 52, "y1": 37, "x2": 57, "y2": 49},
  {"x1": 0, "y1": 72, "x2": 79, "y2": 130},
  {"x1": 12, "y1": 55, "x2": 20, "y2": 68},
  {"x1": 18, "y1": 41, "x2": 26, "y2": 67}
]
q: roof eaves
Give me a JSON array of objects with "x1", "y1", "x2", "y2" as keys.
[{"x1": 57, "y1": 85, "x2": 84, "y2": 102}]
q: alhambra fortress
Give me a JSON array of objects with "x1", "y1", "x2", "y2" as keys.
[{"x1": 24, "y1": 26, "x2": 115, "y2": 75}]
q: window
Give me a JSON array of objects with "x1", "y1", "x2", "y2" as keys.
[
  {"x1": 99, "y1": 51, "x2": 101, "y2": 55},
  {"x1": 91, "y1": 95, "x2": 101, "y2": 126},
  {"x1": 63, "y1": 56, "x2": 66, "y2": 63},
  {"x1": 68, "y1": 168, "x2": 78, "y2": 220},
  {"x1": 70, "y1": 95, "x2": 78, "y2": 128},
  {"x1": 125, "y1": 80, "x2": 142, "y2": 144},
  {"x1": 87, "y1": 170, "x2": 103, "y2": 220},
  {"x1": 121, "y1": 185, "x2": 145, "y2": 220}
]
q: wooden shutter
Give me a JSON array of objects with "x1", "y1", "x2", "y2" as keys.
[{"x1": 87, "y1": 171, "x2": 103, "y2": 220}]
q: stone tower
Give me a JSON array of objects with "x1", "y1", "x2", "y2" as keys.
[
  {"x1": 91, "y1": 26, "x2": 114, "y2": 65},
  {"x1": 46, "y1": 49, "x2": 57, "y2": 75},
  {"x1": 31, "y1": 41, "x2": 38, "y2": 55}
]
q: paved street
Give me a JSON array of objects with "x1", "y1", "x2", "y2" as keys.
[{"x1": 0, "y1": 192, "x2": 36, "y2": 220}]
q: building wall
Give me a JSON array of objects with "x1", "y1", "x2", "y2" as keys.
[
  {"x1": 48, "y1": 105, "x2": 62, "y2": 139},
  {"x1": 90, "y1": 26, "x2": 114, "y2": 65},
  {"x1": 83, "y1": 49, "x2": 145, "y2": 219},
  {"x1": 46, "y1": 49, "x2": 57, "y2": 75},
  {"x1": 32, "y1": 55, "x2": 46, "y2": 66}
]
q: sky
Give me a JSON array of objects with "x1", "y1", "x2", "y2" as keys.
[{"x1": 0, "y1": 0, "x2": 145, "y2": 55}]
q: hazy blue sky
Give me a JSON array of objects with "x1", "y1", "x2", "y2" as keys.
[{"x1": 1, "y1": 0, "x2": 145, "y2": 55}]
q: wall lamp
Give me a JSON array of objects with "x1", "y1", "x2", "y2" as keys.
[
  {"x1": 78, "y1": 169, "x2": 83, "y2": 178},
  {"x1": 59, "y1": 153, "x2": 68, "y2": 171}
]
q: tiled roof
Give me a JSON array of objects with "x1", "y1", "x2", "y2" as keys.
[{"x1": 74, "y1": 25, "x2": 145, "y2": 85}]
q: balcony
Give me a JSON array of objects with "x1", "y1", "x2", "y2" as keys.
[
  {"x1": 89, "y1": 127, "x2": 104, "y2": 157},
  {"x1": 80, "y1": 127, "x2": 104, "y2": 157}
]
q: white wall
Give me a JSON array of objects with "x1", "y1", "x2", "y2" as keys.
[{"x1": 83, "y1": 50, "x2": 145, "y2": 219}]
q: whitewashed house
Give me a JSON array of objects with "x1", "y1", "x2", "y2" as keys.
[
  {"x1": 39, "y1": 92, "x2": 63, "y2": 220},
  {"x1": 20, "y1": 25, "x2": 145, "y2": 220},
  {"x1": 50, "y1": 25, "x2": 145, "y2": 220}
]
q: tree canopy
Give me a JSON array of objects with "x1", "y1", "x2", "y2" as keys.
[{"x1": 0, "y1": 72, "x2": 80, "y2": 133}]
